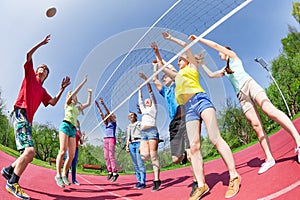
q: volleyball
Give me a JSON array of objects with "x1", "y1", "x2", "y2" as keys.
[{"x1": 46, "y1": 7, "x2": 56, "y2": 18}]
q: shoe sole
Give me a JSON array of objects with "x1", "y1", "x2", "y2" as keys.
[
  {"x1": 225, "y1": 177, "x2": 241, "y2": 199},
  {"x1": 6, "y1": 185, "x2": 30, "y2": 200},
  {"x1": 258, "y1": 162, "x2": 275, "y2": 174},
  {"x1": 197, "y1": 188, "x2": 210, "y2": 200},
  {"x1": 54, "y1": 177, "x2": 65, "y2": 188}
]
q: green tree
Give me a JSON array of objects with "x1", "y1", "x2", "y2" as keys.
[
  {"x1": 269, "y1": 53, "x2": 300, "y2": 116},
  {"x1": 292, "y1": 2, "x2": 300, "y2": 24},
  {"x1": 281, "y1": 27, "x2": 300, "y2": 58},
  {"x1": 218, "y1": 98, "x2": 255, "y2": 147},
  {"x1": 32, "y1": 123, "x2": 59, "y2": 161}
]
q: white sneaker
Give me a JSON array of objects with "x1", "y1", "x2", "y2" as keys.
[
  {"x1": 258, "y1": 160, "x2": 275, "y2": 174},
  {"x1": 295, "y1": 146, "x2": 300, "y2": 163}
]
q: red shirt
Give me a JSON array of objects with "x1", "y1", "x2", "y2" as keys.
[{"x1": 14, "y1": 60, "x2": 52, "y2": 124}]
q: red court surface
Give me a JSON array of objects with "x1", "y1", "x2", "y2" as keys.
[{"x1": 1, "y1": 118, "x2": 300, "y2": 200}]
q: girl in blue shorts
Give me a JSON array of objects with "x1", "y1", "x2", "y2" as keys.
[
  {"x1": 138, "y1": 72, "x2": 161, "y2": 192},
  {"x1": 161, "y1": 32, "x2": 241, "y2": 200}
]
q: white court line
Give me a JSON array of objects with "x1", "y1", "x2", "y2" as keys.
[
  {"x1": 257, "y1": 180, "x2": 300, "y2": 200},
  {"x1": 78, "y1": 175, "x2": 133, "y2": 200}
]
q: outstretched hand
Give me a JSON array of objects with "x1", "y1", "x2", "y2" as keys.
[
  {"x1": 41, "y1": 34, "x2": 51, "y2": 46},
  {"x1": 99, "y1": 97, "x2": 104, "y2": 105},
  {"x1": 188, "y1": 35, "x2": 197, "y2": 41},
  {"x1": 83, "y1": 74, "x2": 88, "y2": 83},
  {"x1": 61, "y1": 76, "x2": 71, "y2": 89},
  {"x1": 138, "y1": 72, "x2": 148, "y2": 80},
  {"x1": 162, "y1": 32, "x2": 171, "y2": 40},
  {"x1": 151, "y1": 42, "x2": 159, "y2": 52}
]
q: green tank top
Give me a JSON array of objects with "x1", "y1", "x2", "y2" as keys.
[{"x1": 64, "y1": 104, "x2": 79, "y2": 126}]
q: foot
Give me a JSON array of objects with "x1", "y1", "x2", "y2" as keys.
[
  {"x1": 225, "y1": 174, "x2": 241, "y2": 198},
  {"x1": 111, "y1": 173, "x2": 119, "y2": 182},
  {"x1": 55, "y1": 176, "x2": 65, "y2": 188},
  {"x1": 190, "y1": 181, "x2": 198, "y2": 197},
  {"x1": 1, "y1": 168, "x2": 12, "y2": 180},
  {"x1": 180, "y1": 151, "x2": 188, "y2": 165},
  {"x1": 151, "y1": 180, "x2": 161, "y2": 192},
  {"x1": 106, "y1": 173, "x2": 113, "y2": 180},
  {"x1": 189, "y1": 183, "x2": 209, "y2": 200},
  {"x1": 73, "y1": 180, "x2": 80, "y2": 186},
  {"x1": 258, "y1": 160, "x2": 275, "y2": 174},
  {"x1": 62, "y1": 176, "x2": 71, "y2": 186},
  {"x1": 134, "y1": 182, "x2": 141, "y2": 188},
  {"x1": 138, "y1": 183, "x2": 146, "y2": 189},
  {"x1": 6, "y1": 181, "x2": 30, "y2": 200}
]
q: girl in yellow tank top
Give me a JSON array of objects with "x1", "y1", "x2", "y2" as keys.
[{"x1": 156, "y1": 32, "x2": 241, "y2": 200}]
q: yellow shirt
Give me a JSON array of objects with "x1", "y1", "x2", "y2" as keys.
[
  {"x1": 175, "y1": 66, "x2": 205, "y2": 105},
  {"x1": 64, "y1": 104, "x2": 80, "y2": 126}
]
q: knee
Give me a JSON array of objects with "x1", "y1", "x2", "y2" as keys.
[
  {"x1": 140, "y1": 154, "x2": 149, "y2": 161},
  {"x1": 59, "y1": 149, "x2": 66, "y2": 158},
  {"x1": 172, "y1": 156, "x2": 181, "y2": 164},
  {"x1": 24, "y1": 147, "x2": 35, "y2": 160},
  {"x1": 189, "y1": 142, "x2": 200, "y2": 155},
  {"x1": 150, "y1": 151, "x2": 158, "y2": 162}
]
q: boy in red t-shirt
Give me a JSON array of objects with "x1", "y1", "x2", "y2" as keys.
[{"x1": 1, "y1": 34, "x2": 71, "y2": 199}]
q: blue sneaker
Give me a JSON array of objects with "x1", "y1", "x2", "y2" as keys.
[
  {"x1": 1, "y1": 168, "x2": 12, "y2": 180},
  {"x1": 138, "y1": 183, "x2": 146, "y2": 189},
  {"x1": 134, "y1": 182, "x2": 141, "y2": 188},
  {"x1": 6, "y1": 181, "x2": 30, "y2": 200}
]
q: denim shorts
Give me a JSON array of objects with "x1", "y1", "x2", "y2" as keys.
[
  {"x1": 185, "y1": 92, "x2": 215, "y2": 122},
  {"x1": 59, "y1": 120, "x2": 76, "y2": 138},
  {"x1": 141, "y1": 127, "x2": 159, "y2": 141}
]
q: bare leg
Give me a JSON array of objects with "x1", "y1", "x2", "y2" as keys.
[
  {"x1": 201, "y1": 108, "x2": 239, "y2": 179},
  {"x1": 256, "y1": 92, "x2": 300, "y2": 147},
  {"x1": 244, "y1": 106, "x2": 274, "y2": 162}
]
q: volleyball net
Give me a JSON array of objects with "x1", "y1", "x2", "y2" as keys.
[{"x1": 74, "y1": 0, "x2": 252, "y2": 149}]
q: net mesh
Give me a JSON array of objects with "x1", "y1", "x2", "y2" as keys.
[{"x1": 74, "y1": 0, "x2": 251, "y2": 147}]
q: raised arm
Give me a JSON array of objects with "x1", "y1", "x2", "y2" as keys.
[
  {"x1": 151, "y1": 60, "x2": 163, "y2": 92},
  {"x1": 48, "y1": 76, "x2": 71, "y2": 106},
  {"x1": 139, "y1": 73, "x2": 157, "y2": 107},
  {"x1": 189, "y1": 35, "x2": 238, "y2": 59},
  {"x1": 99, "y1": 98, "x2": 111, "y2": 115},
  {"x1": 195, "y1": 53, "x2": 225, "y2": 78},
  {"x1": 151, "y1": 42, "x2": 177, "y2": 81},
  {"x1": 66, "y1": 75, "x2": 88, "y2": 105},
  {"x1": 138, "y1": 72, "x2": 152, "y2": 93},
  {"x1": 27, "y1": 35, "x2": 51, "y2": 62},
  {"x1": 162, "y1": 32, "x2": 198, "y2": 70},
  {"x1": 138, "y1": 86, "x2": 145, "y2": 113},
  {"x1": 79, "y1": 88, "x2": 92, "y2": 111},
  {"x1": 95, "y1": 100, "x2": 105, "y2": 120}
]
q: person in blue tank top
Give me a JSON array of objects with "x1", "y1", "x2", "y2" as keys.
[
  {"x1": 190, "y1": 35, "x2": 300, "y2": 175},
  {"x1": 95, "y1": 97, "x2": 119, "y2": 182}
]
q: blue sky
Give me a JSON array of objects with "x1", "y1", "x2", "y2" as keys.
[{"x1": 0, "y1": 0, "x2": 298, "y2": 143}]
